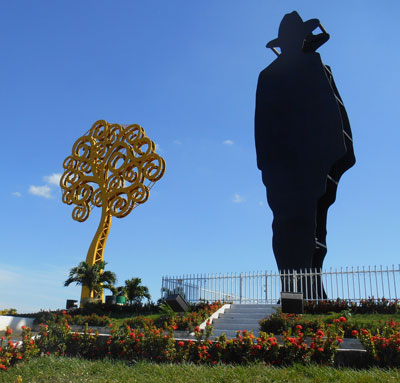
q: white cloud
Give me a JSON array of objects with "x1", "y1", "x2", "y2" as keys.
[
  {"x1": 28, "y1": 172, "x2": 62, "y2": 199},
  {"x1": 232, "y1": 193, "x2": 245, "y2": 203},
  {"x1": 29, "y1": 185, "x2": 52, "y2": 199},
  {"x1": 43, "y1": 173, "x2": 61, "y2": 186},
  {"x1": 12, "y1": 192, "x2": 22, "y2": 197},
  {"x1": 173, "y1": 139, "x2": 182, "y2": 145},
  {"x1": 223, "y1": 139, "x2": 234, "y2": 146},
  {"x1": 155, "y1": 143, "x2": 163, "y2": 153}
]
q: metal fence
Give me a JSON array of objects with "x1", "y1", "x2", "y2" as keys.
[{"x1": 161, "y1": 265, "x2": 400, "y2": 304}]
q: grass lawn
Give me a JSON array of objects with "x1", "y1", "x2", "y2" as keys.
[
  {"x1": 1, "y1": 356, "x2": 399, "y2": 383},
  {"x1": 107, "y1": 313, "x2": 162, "y2": 328}
]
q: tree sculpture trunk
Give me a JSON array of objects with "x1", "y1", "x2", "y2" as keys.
[{"x1": 80, "y1": 204, "x2": 112, "y2": 303}]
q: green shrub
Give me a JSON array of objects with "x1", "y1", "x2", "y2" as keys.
[
  {"x1": 0, "y1": 308, "x2": 17, "y2": 316},
  {"x1": 34, "y1": 310, "x2": 110, "y2": 327},
  {"x1": 304, "y1": 298, "x2": 399, "y2": 315}
]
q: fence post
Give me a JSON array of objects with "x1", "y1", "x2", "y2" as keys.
[
  {"x1": 240, "y1": 273, "x2": 243, "y2": 304},
  {"x1": 265, "y1": 272, "x2": 268, "y2": 304}
]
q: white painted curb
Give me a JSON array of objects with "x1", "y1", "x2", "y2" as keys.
[
  {"x1": 0, "y1": 316, "x2": 35, "y2": 332},
  {"x1": 190, "y1": 304, "x2": 231, "y2": 335}
]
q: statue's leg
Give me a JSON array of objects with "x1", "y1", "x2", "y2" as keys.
[
  {"x1": 313, "y1": 176, "x2": 339, "y2": 299},
  {"x1": 268, "y1": 189, "x2": 317, "y2": 299},
  {"x1": 313, "y1": 200, "x2": 328, "y2": 300}
]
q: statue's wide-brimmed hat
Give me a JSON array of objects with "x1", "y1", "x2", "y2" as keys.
[{"x1": 267, "y1": 11, "x2": 320, "y2": 48}]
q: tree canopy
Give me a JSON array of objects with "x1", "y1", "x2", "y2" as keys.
[
  {"x1": 124, "y1": 278, "x2": 151, "y2": 304},
  {"x1": 64, "y1": 261, "x2": 116, "y2": 298}
]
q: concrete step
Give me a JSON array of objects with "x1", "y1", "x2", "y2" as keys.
[
  {"x1": 229, "y1": 304, "x2": 279, "y2": 309},
  {"x1": 225, "y1": 313, "x2": 274, "y2": 319},
  {"x1": 212, "y1": 323, "x2": 260, "y2": 331},
  {"x1": 228, "y1": 305, "x2": 276, "y2": 310},
  {"x1": 205, "y1": 304, "x2": 278, "y2": 338},
  {"x1": 224, "y1": 311, "x2": 275, "y2": 318},
  {"x1": 212, "y1": 318, "x2": 262, "y2": 326}
]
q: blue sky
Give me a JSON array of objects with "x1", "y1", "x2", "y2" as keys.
[{"x1": 1, "y1": 1, "x2": 399, "y2": 312}]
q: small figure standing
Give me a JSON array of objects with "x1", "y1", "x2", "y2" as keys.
[{"x1": 255, "y1": 11, "x2": 355, "y2": 298}]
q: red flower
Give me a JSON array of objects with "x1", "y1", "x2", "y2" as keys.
[
  {"x1": 317, "y1": 347, "x2": 324, "y2": 352},
  {"x1": 352, "y1": 330, "x2": 359, "y2": 336},
  {"x1": 296, "y1": 325, "x2": 302, "y2": 330},
  {"x1": 5, "y1": 328, "x2": 12, "y2": 336},
  {"x1": 315, "y1": 330, "x2": 324, "y2": 337},
  {"x1": 339, "y1": 316, "x2": 347, "y2": 323},
  {"x1": 361, "y1": 329, "x2": 369, "y2": 336},
  {"x1": 178, "y1": 341, "x2": 185, "y2": 347}
]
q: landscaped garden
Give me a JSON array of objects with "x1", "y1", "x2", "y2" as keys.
[
  {"x1": 2, "y1": 297, "x2": 400, "y2": 381},
  {"x1": 2, "y1": 263, "x2": 400, "y2": 376}
]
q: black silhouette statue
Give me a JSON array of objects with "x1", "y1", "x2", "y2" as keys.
[{"x1": 255, "y1": 11, "x2": 355, "y2": 299}]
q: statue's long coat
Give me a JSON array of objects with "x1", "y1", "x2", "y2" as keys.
[{"x1": 255, "y1": 51, "x2": 354, "y2": 202}]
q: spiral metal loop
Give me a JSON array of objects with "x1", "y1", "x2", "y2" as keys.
[{"x1": 60, "y1": 119, "x2": 166, "y2": 222}]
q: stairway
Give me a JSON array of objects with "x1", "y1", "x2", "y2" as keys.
[{"x1": 210, "y1": 304, "x2": 278, "y2": 339}]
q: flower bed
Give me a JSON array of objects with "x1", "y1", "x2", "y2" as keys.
[
  {"x1": 259, "y1": 311, "x2": 400, "y2": 367},
  {"x1": 0, "y1": 327, "x2": 39, "y2": 371},
  {"x1": 34, "y1": 311, "x2": 111, "y2": 327},
  {"x1": 0, "y1": 315, "x2": 344, "y2": 371},
  {"x1": 304, "y1": 298, "x2": 400, "y2": 315},
  {"x1": 260, "y1": 311, "x2": 400, "y2": 338},
  {"x1": 123, "y1": 301, "x2": 224, "y2": 332},
  {"x1": 356, "y1": 324, "x2": 400, "y2": 367},
  {"x1": 3, "y1": 301, "x2": 400, "y2": 371}
]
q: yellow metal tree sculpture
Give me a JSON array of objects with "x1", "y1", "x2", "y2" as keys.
[{"x1": 60, "y1": 120, "x2": 166, "y2": 303}]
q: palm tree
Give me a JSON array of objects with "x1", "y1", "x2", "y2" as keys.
[
  {"x1": 64, "y1": 261, "x2": 116, "y2": 299},
  {"x1": 124, "y1": 278, "x2": 151, "y2": 304}
]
